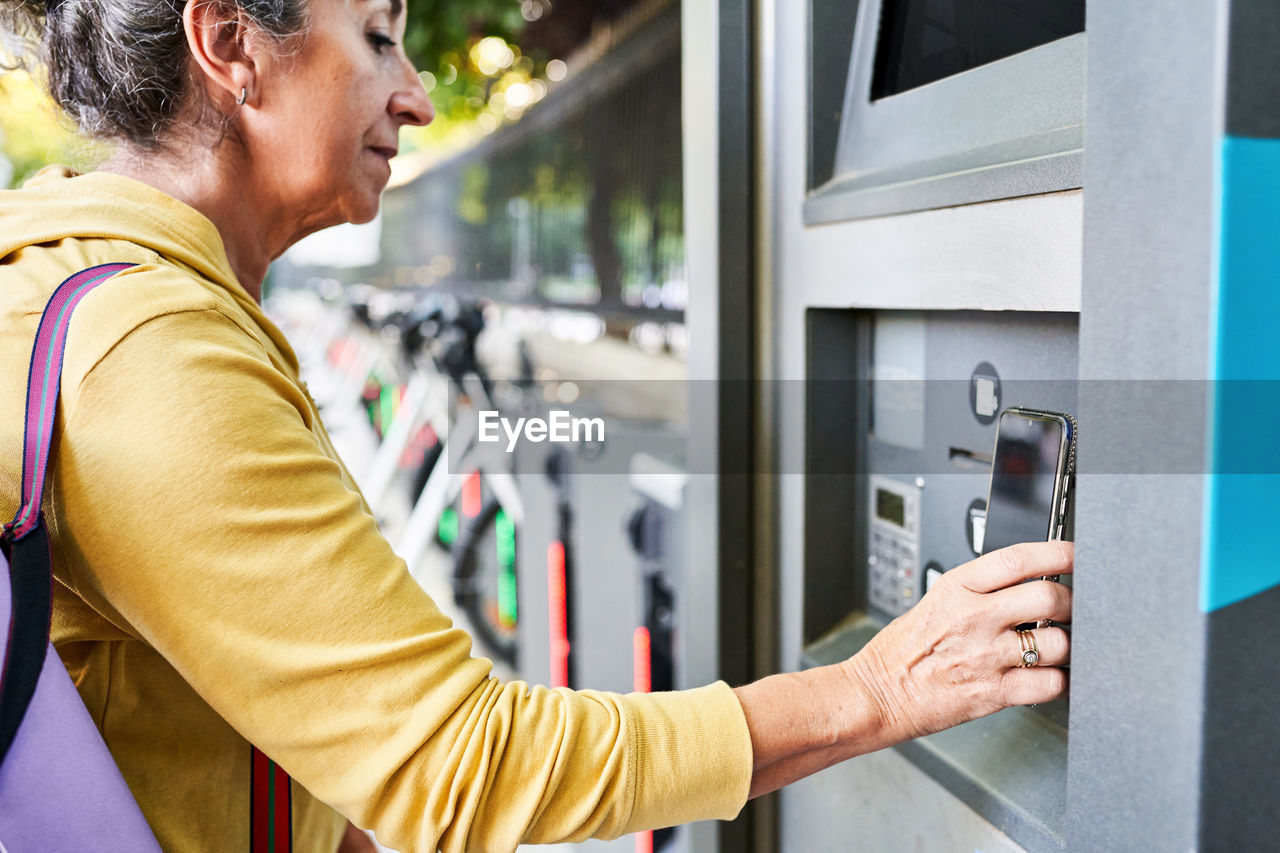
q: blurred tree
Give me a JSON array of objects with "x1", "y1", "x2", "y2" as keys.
[
  {"x1": 0, "y1": 69, "x2": 107, "y2": 188},
  {"x1": 519, "y1": 0, "x2": 640, "y2": 61},
  {"x1": 404, "y1": 0, "x2": 526, "y2": 76},
  {"x1": 2, "y1": 0, "x2": 649, "y2": 184},
  {"x1": 403, "y1": 0, "x2": 643, "y2": 125},
  {"x1": 399, "y1": 0, "x2": 653, "y2": 309}
]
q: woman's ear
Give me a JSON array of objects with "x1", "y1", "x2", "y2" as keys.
[{"x1": 183, "y1": 0, "x2": 261, "y2": 108}]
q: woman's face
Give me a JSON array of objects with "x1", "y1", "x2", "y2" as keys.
[{"x1": 247, "y1": 0, "x2": 433, "y2": 231}]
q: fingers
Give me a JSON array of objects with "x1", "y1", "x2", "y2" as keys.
[
  {"x1": 1001, "y1": 666, "x2": 1068, "y2": 707},
  {"x1": 1004, "y1": 626, "x2": 1070, "y2": 668},
  {"x1": 989, "y1": 578, "x2": 1072, "y2": 626},
  {"x1": 955, "y1": 541, "x2": 1074, "y2": 593},
  {"x1": 870, "y1": 543, "x2": 1074, "y2": 733},
  {"x1": 1000, "y1": 627, "x2": 1070, "y2": 708}
]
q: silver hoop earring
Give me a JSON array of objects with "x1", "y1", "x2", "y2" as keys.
[{"x1": 236, "y1": 87, "x2": 247, "y2": 106}]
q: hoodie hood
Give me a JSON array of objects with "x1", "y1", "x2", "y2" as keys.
[{"x1": 0, "y1": 166, "x2": 298, "y2": 370}]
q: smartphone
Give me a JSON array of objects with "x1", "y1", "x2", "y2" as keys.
[{"x1": 981, "y1": 407, "x2": 1076, "y2": 561}]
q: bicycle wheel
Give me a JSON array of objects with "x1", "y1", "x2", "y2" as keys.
[{"x1": 451, "y1": 496, "x2": 519, "y2": 667}]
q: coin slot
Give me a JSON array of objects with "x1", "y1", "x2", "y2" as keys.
[{"x1": 949, "y1": 446, "x2": 993, "y2": 470}]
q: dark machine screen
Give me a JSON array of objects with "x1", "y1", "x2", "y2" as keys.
[
  {"x1": 870, "y1": 0, "x2": 1085, "y2": 99},
  {"x1": 876, "y1": 488, "x2": 906, "y2": 527},
  {"x1": 982, "y1": 412, "x2": 1064, "y2": 554}
]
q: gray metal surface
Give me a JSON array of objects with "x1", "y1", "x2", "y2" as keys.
[
  {"x1": 806, "y1": 0, "x2": 862, "y2": 190},
  {"x1": 1226, "y1": 0, "x2": 1280, "y2": 138},
  {"x1": 805, "y1": 0, "x2": 1084, "y2": 223},
  {"x1": 836, "y1": 8, "x2": 1083, "y2": 175},
  {"x1": 782, "y1": 732, "x2": 1027, "y2": 853},
  {"x1": 1065, "y1": 1, "x2": 1226, "y2": 850},
  {"x1": 1201, "y1": 583, "x2": 1280, "y2": 849},
  {"x1": 680, "y1": 6, "x2": 724, "y2": 853},
  {"x1": 681, "y1": 0, "x2": 762, "y2": 849},
  {"x1": 805, "y1": 142, "x2": 1083, "y2": 226},
  {"x1": 752, "y1": 2, "x2": 782, "y2": 846}
]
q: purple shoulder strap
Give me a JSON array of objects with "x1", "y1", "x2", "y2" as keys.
[
  {"x1": 7, "y1": 263, "x2": 137, "y2": 540},
  {"x1": 1, "y1": 262, "x2": 136, "y2": 760},
  {"x1": 0, "y1": 261, "x2": 164, "y2": 852}
]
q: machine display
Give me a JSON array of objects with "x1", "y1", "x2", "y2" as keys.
[
  {"x1": 871, "y1": 0, "x2": 1086, "y2": 99},
  {"x1": 875, "y1": 488, "x2": 906, "y2": 528}
]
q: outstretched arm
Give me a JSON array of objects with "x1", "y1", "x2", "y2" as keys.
[{"x1": 58, "y1": 301, "x2": 751, "y2": 852}]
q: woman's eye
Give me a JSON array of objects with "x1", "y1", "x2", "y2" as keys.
[{"x1": 368, "y1": 32, "x2": 397, "y2": 53}]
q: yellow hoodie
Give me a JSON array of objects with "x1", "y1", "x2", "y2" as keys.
[{"x1": 0, "y1": 167, "x2": 751, "y2": 852}]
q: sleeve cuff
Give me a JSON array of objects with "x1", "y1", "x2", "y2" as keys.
[{"x1": 620, "y1": 681, "x2": 753, "y2": 834}]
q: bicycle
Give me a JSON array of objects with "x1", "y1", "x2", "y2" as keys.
[
  {"x1": 274, "y1": 288, "x2": 579, "y2": 677},
  {"x1": 390, "y1": 297, "x2": 534, "y2": 669}
]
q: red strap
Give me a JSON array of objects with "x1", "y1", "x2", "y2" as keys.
[{"x1": 251, "y1": 746, "x2": 292, "y2": 852}]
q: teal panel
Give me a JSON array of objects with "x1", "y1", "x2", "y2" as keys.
[{"x1": 1201, "y1": 135, "x2": 1280, "y2": 612}]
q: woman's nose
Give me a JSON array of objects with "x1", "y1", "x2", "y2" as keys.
[{"x1": 391, "y1": 65, "x2": 435, "y2": 127}]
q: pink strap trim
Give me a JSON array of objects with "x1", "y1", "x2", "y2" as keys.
[{"x1": 4, "y1": 264, "x2": 136, "y2": 542}]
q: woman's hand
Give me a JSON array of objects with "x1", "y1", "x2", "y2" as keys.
[
  {"x1": 734, "y1": 540, "x2": 1073, "y2": 799},
  {"x1": 845, "y1": 540, "x2": 1073, "y2": 743}
]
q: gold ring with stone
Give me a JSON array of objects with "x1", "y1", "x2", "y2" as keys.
[{"x1": 1017, "y1": 629, "x2": 1040, "y2": 667}]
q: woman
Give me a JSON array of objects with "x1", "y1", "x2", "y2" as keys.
[{"x1": 0, "y1": 0, "x2": 1073, "y2": 850}]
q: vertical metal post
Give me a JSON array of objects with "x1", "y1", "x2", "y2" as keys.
[
  {"x1": 683, "y1": 0, "x2": 759, "y2": 849},
  {"x1": 1198, "y1": 1, "x2": 1280, "y2": 846},
  {"x1": 1072, "y1": 0, "x2": 1280, "y2": 848}
]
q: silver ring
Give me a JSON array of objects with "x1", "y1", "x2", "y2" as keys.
[
  {"x1": 1017, "y1": 629, "x2": 1040, "y2": 667},
  {"x1": 236, "y1": 87, "x2": 247, "y2": 106}
]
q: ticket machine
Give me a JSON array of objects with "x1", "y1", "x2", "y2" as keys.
[
  {"x1": 782, "y1": 0, "x2": 1087, "y2": 839},
  {"x1": 690, "y1": 0, "x2": 1280, "y2": 850}
]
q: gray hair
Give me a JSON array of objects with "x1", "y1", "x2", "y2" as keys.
[{"x1": 1, "y1": 0, "x2": 308, "y2": 149}]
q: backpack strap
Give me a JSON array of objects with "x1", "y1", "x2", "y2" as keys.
[{"x1": 0, "y1": 262, "x2": 136, "y2": 763}]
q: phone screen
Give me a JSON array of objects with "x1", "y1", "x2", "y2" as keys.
[{"x1": 981, "y1": 411, "x2": 1068, "y2": 555}]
